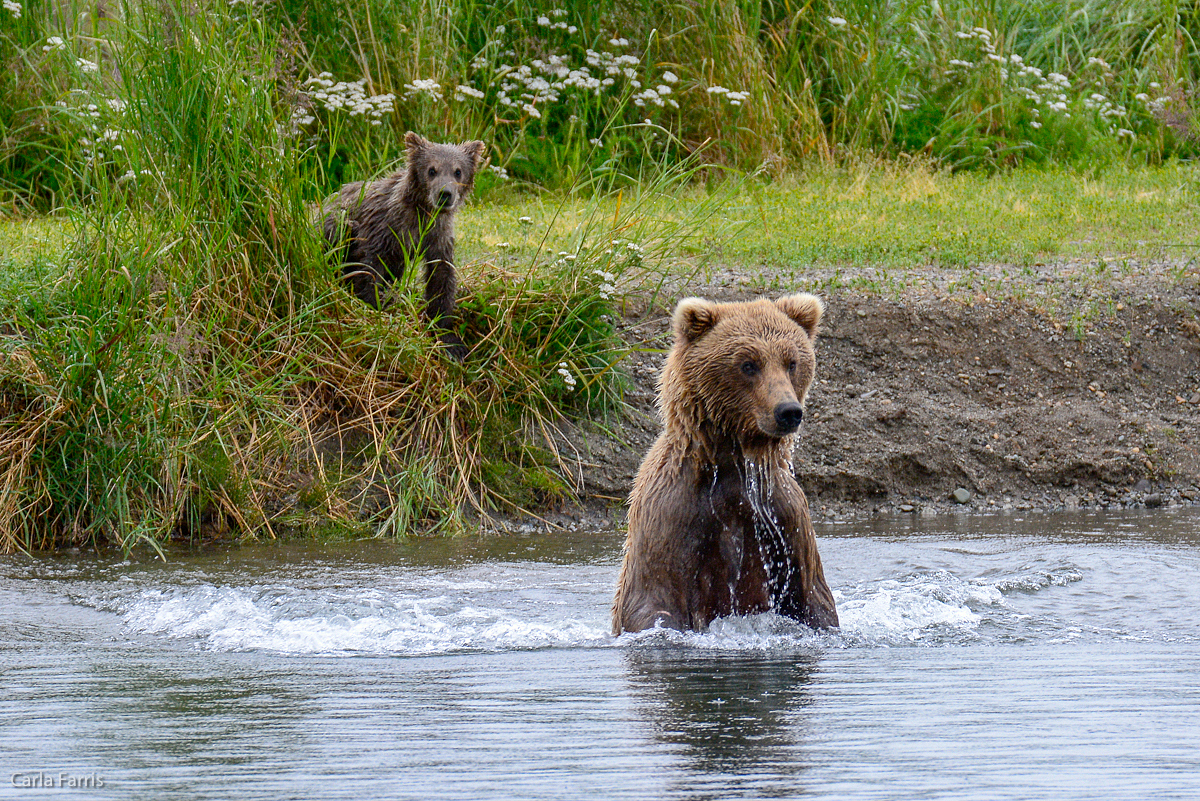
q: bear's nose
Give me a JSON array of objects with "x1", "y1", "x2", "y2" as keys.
[
  {"x1": 774, "y1": 402, "x2": 804, "y2": 433},
  {"x1": 437, "y1": 188, "x2": 455, "y2": 207}
]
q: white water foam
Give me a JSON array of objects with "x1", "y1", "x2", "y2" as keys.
[
  {"x1": 117, "y1": 573, "x2": 613, "y2": 656},
  {"x1": 834, "y1": 571, "x2": 1005, "y2": 645},
  {"x1": 101, "y1": 561, "x2": 1087, "y2": 655}
]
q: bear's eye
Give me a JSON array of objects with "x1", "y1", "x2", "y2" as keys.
[
  {"x1": 454, "y1": 168, "x2": 462, "y2": 180},
  {"x1": 428, "y1": 167, "x2": 437, "y2": 178},
  {"x1": 740, "y1": 360, "x2": 759, "y2": 377},
  {"x1": 787, "y1": 360, "x2": 797, "y2": 373}
]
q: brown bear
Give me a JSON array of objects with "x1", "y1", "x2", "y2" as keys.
[
  {"x1": 612, "y1": 294, "x2": 839, "y2": 634},
  {"x1": 322, "y1": 131, "x2": 486, "y2": 359}
]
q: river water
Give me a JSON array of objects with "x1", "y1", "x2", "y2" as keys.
[{"x1": 2, "y1": 508, "x2": 1199, "y2": 800}]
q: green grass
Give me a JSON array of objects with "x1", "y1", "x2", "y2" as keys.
[
  {"x1": 4, "y1": 0, "x2": 1200, "y2": 209},
  {"x1": 12, "y1": 161, "x2": 1200, "y2": 282},
  {"x1": 2, "y1": 0, "x2": 1199, "y2": 553},
  {"x1": 458, "y1": 163, "x2": 1200, "y2": 272}
]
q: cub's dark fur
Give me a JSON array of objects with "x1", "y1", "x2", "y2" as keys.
[{"x1": 322, "y1": 131, "x2": 486, "y2": 358}]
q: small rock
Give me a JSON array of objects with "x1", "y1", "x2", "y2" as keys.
[
  {"x1": 1135, "y1": 479, "x2": 1151, "y2": 493},
  {"x1": 1064, "y1": 494, "x2": 1080, "y2": 509},
  {"x1": 1145, "y1": 493, "x2": 1163, "y2": 508},
  {"x1": 1190, "y1": 393, "x2": 1200, "y2": 404},
  {"x1": 951, "y1": 488, "x2": 972, "y2": 504},
  {"x1": 899, "y1": 504, "x2": 915, "y2": 513}
]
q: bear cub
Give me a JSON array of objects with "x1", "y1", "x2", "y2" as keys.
[
  {"x1": 612, "y1": 294, "x2": 839, "y2": 634},
  {"x1": 322, "y1": 131, "x2": 485, "y2": 359}
]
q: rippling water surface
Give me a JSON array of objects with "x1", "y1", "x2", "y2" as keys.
[{"x1": 3, "y1": 509, "x2": 1199, "y2": 800}]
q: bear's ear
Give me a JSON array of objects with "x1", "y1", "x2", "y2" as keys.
[
  {"x1": 775, "y1": 293, "x2": 824, "y2": 338},
  {"x1": 673, "y1": 297, "x2": 720, "y2": 344},
  {"x1": 460, "y1": 140, "x2": 487, "y2": 168},
  {"x1": 405, "y1": 131, "x2": 428, "y2": 159}
]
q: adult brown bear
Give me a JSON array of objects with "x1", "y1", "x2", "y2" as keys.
[{"x1": 612, "y1": 294, "x2": 839, "y2": 634}]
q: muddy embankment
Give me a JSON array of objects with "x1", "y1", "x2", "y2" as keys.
[{"x1": 533, "y1": 259, "x2": 1200, "y2": 530}]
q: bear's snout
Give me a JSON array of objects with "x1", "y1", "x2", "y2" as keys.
[
  {"x1": 774, "y1": 402, "x2": 804, "y2": 433},
  {"x1": 435, "y1": 187, "x2": 457, "y2": 208}
]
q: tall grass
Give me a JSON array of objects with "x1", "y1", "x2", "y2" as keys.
[
  {"x1": 0, "y1": 0, "x2": 741, "y2": 553},
  {"x1": 4, "y1": 0, "x2": 1199, "y2": 208},
  {"x1": 0, "y1": 0, "x2": 1197, "y2": 551}
]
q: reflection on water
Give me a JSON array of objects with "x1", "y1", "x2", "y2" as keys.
[
  {"x1": 626, "y1": 650, "x2": 817, "y2": 790},
  {"x1": 1, "y1": 508, "x2": 1199, "y2": 800}
]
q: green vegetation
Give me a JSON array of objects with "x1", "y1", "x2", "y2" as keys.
[
  {"x1": 4, "y1": 0, "x2": 1200, "y2": 208},
  {"x1": 0, "y1": 0, "x2": 1198, "y2": 552}
]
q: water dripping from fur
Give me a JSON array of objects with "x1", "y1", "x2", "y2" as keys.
[{"x1": 739, "y1": 457, "x2": 797, "y2": 610}]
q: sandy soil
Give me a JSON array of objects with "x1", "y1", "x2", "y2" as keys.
[{"x1": 521, "y1": 257, "x2": 1200, "y2": 531}]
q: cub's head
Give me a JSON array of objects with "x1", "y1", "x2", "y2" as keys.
[
  {"x1": 404, "y1": 131, "x2": 487, "y2": 211},
  {"x1": 660, "y1": 294, "x2": 824, "y2": 446}
]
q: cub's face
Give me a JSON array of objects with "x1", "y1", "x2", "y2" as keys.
[
  {"x1": 666, "y1": 294, "x2": 823, "y2": 443},
  {"x1": 404, "y1": 131, "x2": 486, "y2": 211}
]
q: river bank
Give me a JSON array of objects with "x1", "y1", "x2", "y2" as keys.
[{"x1": 508, "y1": 255, "x2": 1200, "y2": 532}]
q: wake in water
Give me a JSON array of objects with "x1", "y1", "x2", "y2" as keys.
[{"x1": 82, "y1": 557, "x2": 1096, "y2": 656}]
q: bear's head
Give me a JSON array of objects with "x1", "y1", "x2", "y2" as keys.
[
  {"x1": 659, "y1": 294, "x2": 824, "y2": 450},
  {"x1": 404, "y1": 131, "x2": 487, "y2": 212}
]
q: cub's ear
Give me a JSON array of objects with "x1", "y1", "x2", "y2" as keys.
[
  {"x1": 405, "y1": 131, "x2": 428, "y2": 157},
  {"x1": 460, "y1": 140, "x2": 487, "y2": 167},
  {"x1": 673, "y1": 297, "x2": 720, "y2": 344},
  {"x1": 775, "y1": 293, "x2": 824, "y2": 338}
]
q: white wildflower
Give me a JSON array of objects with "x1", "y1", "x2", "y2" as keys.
[
  {"x1": 403, "y1": 78, "x2": 442, "y2": 102},
  {"x1": 518, "y1": 216, "x2": 532, "y2": 224},
  {"x1": 3, "y1": 0, "x2": 21, "y2": 18},
  {"x1": 949, "y1": 59, "x2": 974, "y2": 68},
  {"x1": 1135, "y1": 93, "x2": 1150, "y2": 102},
  {"x1": 76, "y1": 58, "x2": 99, "y2": 73},
  {"x1": 43, "y1": 36, "x2": 67, "y2": 52},
  {"x1": 706, "y1": 85, "x2": 729, "y2": 95},
  {"x1": 537, "y1": 15, "x2": 550, "y2": 26},
  {"x1": 1116, "y1": 128, "x2": 1134, "y2": 139},
  {"x1": 495, "y1": 24, "x2": 505, "y2": 35},
  {"x1": 1030, "y1": 121, "x2": 1042, "y2": 128},
  {"x1": 454, "y1": 84, "x2": 486, "y2": 101},
  {"x1": 827, "y1": 16, "x2": 847, "y2": 27},
  {"x1": 557, "y1": 363, "x2": 578, "y2": 389},
  {"x1": 662, "y1": 71, "x2": 678, "y2": 84}
]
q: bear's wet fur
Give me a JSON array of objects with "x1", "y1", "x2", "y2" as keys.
[
  {"x1": 612, "y1": 294, "x2": 839, "y2": 634},
  {"x1": 322, "y1": 131, "x2": 485, "y2": 359}
]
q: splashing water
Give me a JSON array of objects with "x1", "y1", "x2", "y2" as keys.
[{"x1": 740, "y1": 457, "x2": 796, "y2": 606}]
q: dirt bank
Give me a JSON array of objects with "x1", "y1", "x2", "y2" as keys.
[{"x1": 531, "y1": 258, "x2": 1200, "y2": 529}]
